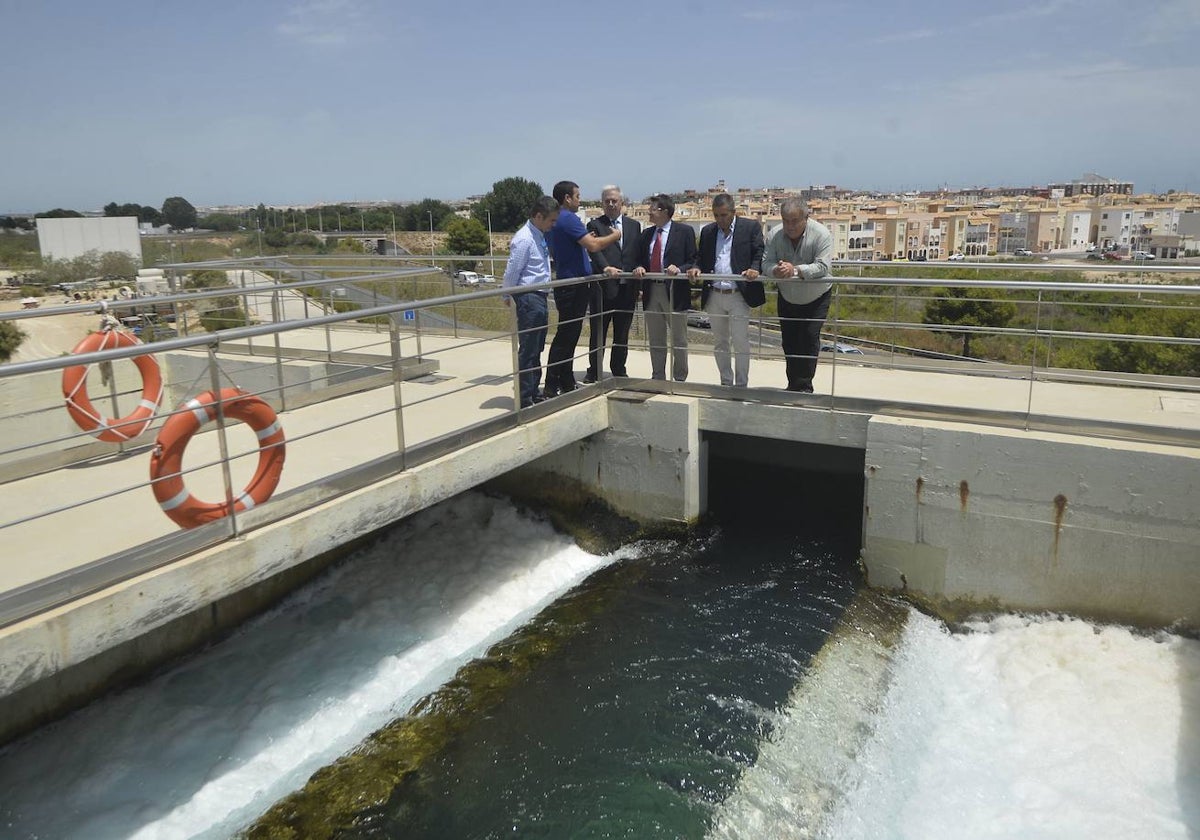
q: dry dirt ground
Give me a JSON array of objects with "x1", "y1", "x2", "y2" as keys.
[{"x1": 1, "y1": 297, "x2": 99, "y2": 364}]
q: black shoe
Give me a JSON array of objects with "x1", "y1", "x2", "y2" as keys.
[
  {"x1": 542, "y1": 388, "x2": 559, "y2": 398},
  {"x1": 582, "y1": 372, "x2": 598, "y2": 384},
  {"x1": 531, "y1": 394, "x2": 548, "y2": 404},
  {"x1": 611, "y1": 370, "x2": 627, "y2": 378}
]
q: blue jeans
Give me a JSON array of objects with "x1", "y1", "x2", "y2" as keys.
[{"x1": 515, "y1": 292, "x2": 548, "y2": 405}]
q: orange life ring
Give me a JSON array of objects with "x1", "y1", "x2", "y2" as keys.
[
  {"x1": 62, "y1": 330, "x2": 163, "y2": 443},
  {"x1": 149, "y1": 388, "x2": 286, "y2": 529}
]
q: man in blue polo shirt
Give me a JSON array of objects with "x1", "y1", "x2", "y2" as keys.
[{"x1": 543, "y1": 180, "x2": 621, "y2": 397}]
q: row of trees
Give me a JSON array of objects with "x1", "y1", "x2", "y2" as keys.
[{"x1": 198, "y1": 199, "x2": 458, "y2": 236}]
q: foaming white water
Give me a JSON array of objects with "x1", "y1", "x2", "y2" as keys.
[
  {"x1": 0, "y1": 493, "x2": 623, "y2": 840},
  {"x1": 822, "y1": 612, "x2": 1200, "y2": 840}
]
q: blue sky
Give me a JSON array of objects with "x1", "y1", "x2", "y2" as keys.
[{"x1": 2, "y1": 0, "x2": 1199, "y2": 213}]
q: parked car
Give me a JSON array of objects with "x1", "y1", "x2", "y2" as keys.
[
  {"x1": 947, "y1": 253, "x2": 965, "y2": 261},
  {"x1": 1086, "y1": 252, "x2": 1105, "y2": 260},
  {"x1": 686, "y1": 311, "x2": 710, "y2": 329},
  {"x1": 820, "y1": 342, "x2": 864, "y2": 355},
  {"x1": 1132, "y1": 251, "x2": 1156, "y2": 260},
  {"x1": 1014, "y1": 248, "x2": 1034, "y2": 257},
  {"x1": 1103, "y1": 252, "x2": 1124, "y2": 261}
]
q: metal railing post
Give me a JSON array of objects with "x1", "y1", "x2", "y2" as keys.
[
  {"x1": 510, "y1": 295, "x2": 524, "y2": 417},
  {"x1": 388, "y1": 318, "x2": 407, "y2": 465},
  {"x1": 1026, "y1": 290, "x2": 1043, "y2": 429},
  {"x1": 449, "y1": 269, "x2": 460, "y2": 339},
  {"x1": 103, "y1": 359, "x2": 126, "y2": 454},
  {"x1": 206, "y1": 344, "x2": 240, "y2": 538},
  {"x1": 890, "y1": 286, "x2": 900, "y2": 369},
  {"x1": 271, "y1": 290, "x2": 287, "y2": 411},
  {"x1": 828, "y1": 284, "x2": 840, "y2": 406}
]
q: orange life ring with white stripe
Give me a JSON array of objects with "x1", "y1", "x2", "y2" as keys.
[
  {"x1": 149, "y1": 388, "x2": 286, "y2": 529},
  {"x1": 62, "y1": 329, "x2": 163, "y2": 443}
]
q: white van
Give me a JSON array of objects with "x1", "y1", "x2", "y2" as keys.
[{"x1": 455, "y1": 271, "x2": 482, "y2": 286}]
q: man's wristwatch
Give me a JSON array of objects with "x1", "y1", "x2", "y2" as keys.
[{"x1": 792, "y1": 266, "x2": 800, "y2": 278}]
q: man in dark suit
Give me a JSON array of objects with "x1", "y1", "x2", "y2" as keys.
[
  {"x1": 687, "y1": 193, "x2": 765, "y2": 387},
  {"x1": 632, "y1": 193, "x2": 697, "y2": 381},
  {"x1": 584, "y1": 185, "x2": 642, "y2": 380}
]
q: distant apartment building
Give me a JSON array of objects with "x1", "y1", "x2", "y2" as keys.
[
  {"x1": 998, "y1": 212, "x2": 1030, "y2": 253},
  {"x1": 903, "y1": 213, "x2": 942, "y2": 260},
  {"x1": 1064, "y1": 209, "x2": 1093, "y2": 249},
  {"x1": 1095, "y1": 204, "x2": 1179, "y2": 252},
  {"x1": 1049, "y1": 173, "x2": 1133, "y2": 198},
  {"x1": 1027, "y1": 210, "x2": 1064, "y2": 252}
]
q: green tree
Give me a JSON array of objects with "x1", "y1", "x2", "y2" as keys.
[
  {"x1": 186, "y1": 270, "x2": 231, "y2": 289},
  {"x1": 36, "y1": 208, "x2": 83, "y2": 218},
  {"x1": 402, "y1": 198, "x2": 455, "y2": 231},
  {"x1": 103, "y1": 202, "x2": 160, "y2": 223},
  {"x1": 161, "y1": 196, "x2": 198, "y2": 230},
  {"x1": 0, "y1": 321, "x2": 25, "y2": 363},
  {"x1": 98, "y1": 251, "x2": 140, "y2": 279},
  {"x1": 199, "y1": 213, "x2": 241, "y2": 232},
  {"x1": 471, "y1": 177, "x2": 543, "y2": 232},
  {"x1": 199, "y1": 295, "x2": 250, "y2": 331},
  {"x1": 445, "y1": 217, "x2": 489, "y2": 254},
  {"x1": 1084, "y1": 305, "x2": 1200, "y2": 377},
  {"x1": 923, "y1": 287, "x2": 1017, "y2": 358},
  {"x1": 444, "y1": 217, "x2": 490, "y2": 272}
]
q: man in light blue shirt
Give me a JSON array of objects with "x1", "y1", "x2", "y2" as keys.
[{"x1": 503, "y1": 195, "x2": 559, "y2": 407}]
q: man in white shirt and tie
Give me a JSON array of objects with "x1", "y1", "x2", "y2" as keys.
[
  {"x1": 632, "y1": 194, "x2": 697, "y2": 381},
  {"x1": 688, "y1": 193, "x2": 765, "y2": 387}
]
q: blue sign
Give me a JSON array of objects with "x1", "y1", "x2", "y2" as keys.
[{"x1": 403, "y1": 310, "x2": 415, "y2": 322}]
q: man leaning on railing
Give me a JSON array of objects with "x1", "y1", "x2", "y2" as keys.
[
  {"x1": 503, "y1": 195, "x2": 560, "y2": 409},
  {"x1": 764, "y1": 197, "x2": 834, "y2": 393}
]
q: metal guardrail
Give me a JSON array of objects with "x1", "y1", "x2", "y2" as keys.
[{"x1": 1, "y1": 258, "x2": 1198, "y2": 627}]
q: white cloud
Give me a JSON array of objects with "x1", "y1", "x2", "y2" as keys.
[
  {"x1": 870, "y1": 28, "x2": 938, "y2": 45},
  {"x1": 277, "y1": 0, "x2": 371, "y2": 48},
  {"x1": 740, "y1": 8, "x2": 795, "y2": 22},
  {"x1": 1138, "y1": 0, "x2": 1200, "y2": 44}
]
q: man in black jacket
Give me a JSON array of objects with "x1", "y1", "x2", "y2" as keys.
[
  {"x1": 584, "y1": 185, "x2": 642, "y2": 380},
  {"x1": 632, "y1": 193, "x2": 697, "y2": 381},
  {"x1": 687, "y1": 193, "x2": 765, "y2": 386}
]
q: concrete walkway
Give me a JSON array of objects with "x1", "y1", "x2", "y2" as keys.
[{"x1": 2, "y1": 324, "x2": 1198, "y2": 597}]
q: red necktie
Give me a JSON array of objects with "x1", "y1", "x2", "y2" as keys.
[{"x1": 650, "y1": 229, "x2": 663, "y2": 273}]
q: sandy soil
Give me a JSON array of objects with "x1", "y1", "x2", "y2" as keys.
[{"x1": 1, "y1": 298, "x2": 100, "y2": 364}]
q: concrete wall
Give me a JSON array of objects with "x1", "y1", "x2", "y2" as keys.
[
  {"x1": 862, "y1": 416, "x2": 1200, "y2": 629},
  {"x1": 522, "y1": 395, "x2": 1200, "y2": 631}
]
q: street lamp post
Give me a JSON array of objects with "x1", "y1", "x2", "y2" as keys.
[
  {"x1": 487, "y1": 210, "x2": 494, "y2": 269},
  {"x1": 429, "y1": 211, "x2": 435, "y2": 265}
]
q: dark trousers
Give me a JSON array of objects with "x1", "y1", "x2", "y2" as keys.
[
  {"x1": 778, "y1": 289, "x2": 831, "y2": 392},
  {"x1": 588, "y1": 281, "x2": 636, "y2": 377},
  {"x1": 545, "y1": 281, "x2": 593, "y2": 393},
  {"x1": 514, "y1": 291, "x2": 548, "y2": 405}
]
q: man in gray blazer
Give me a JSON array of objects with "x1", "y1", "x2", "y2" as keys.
[
  {"x1": 763, "y1": 197, "x2": 833, "y2": 392},
  {"x1": 585, "y1": 185, "x2": 642, "y2": 380}
]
